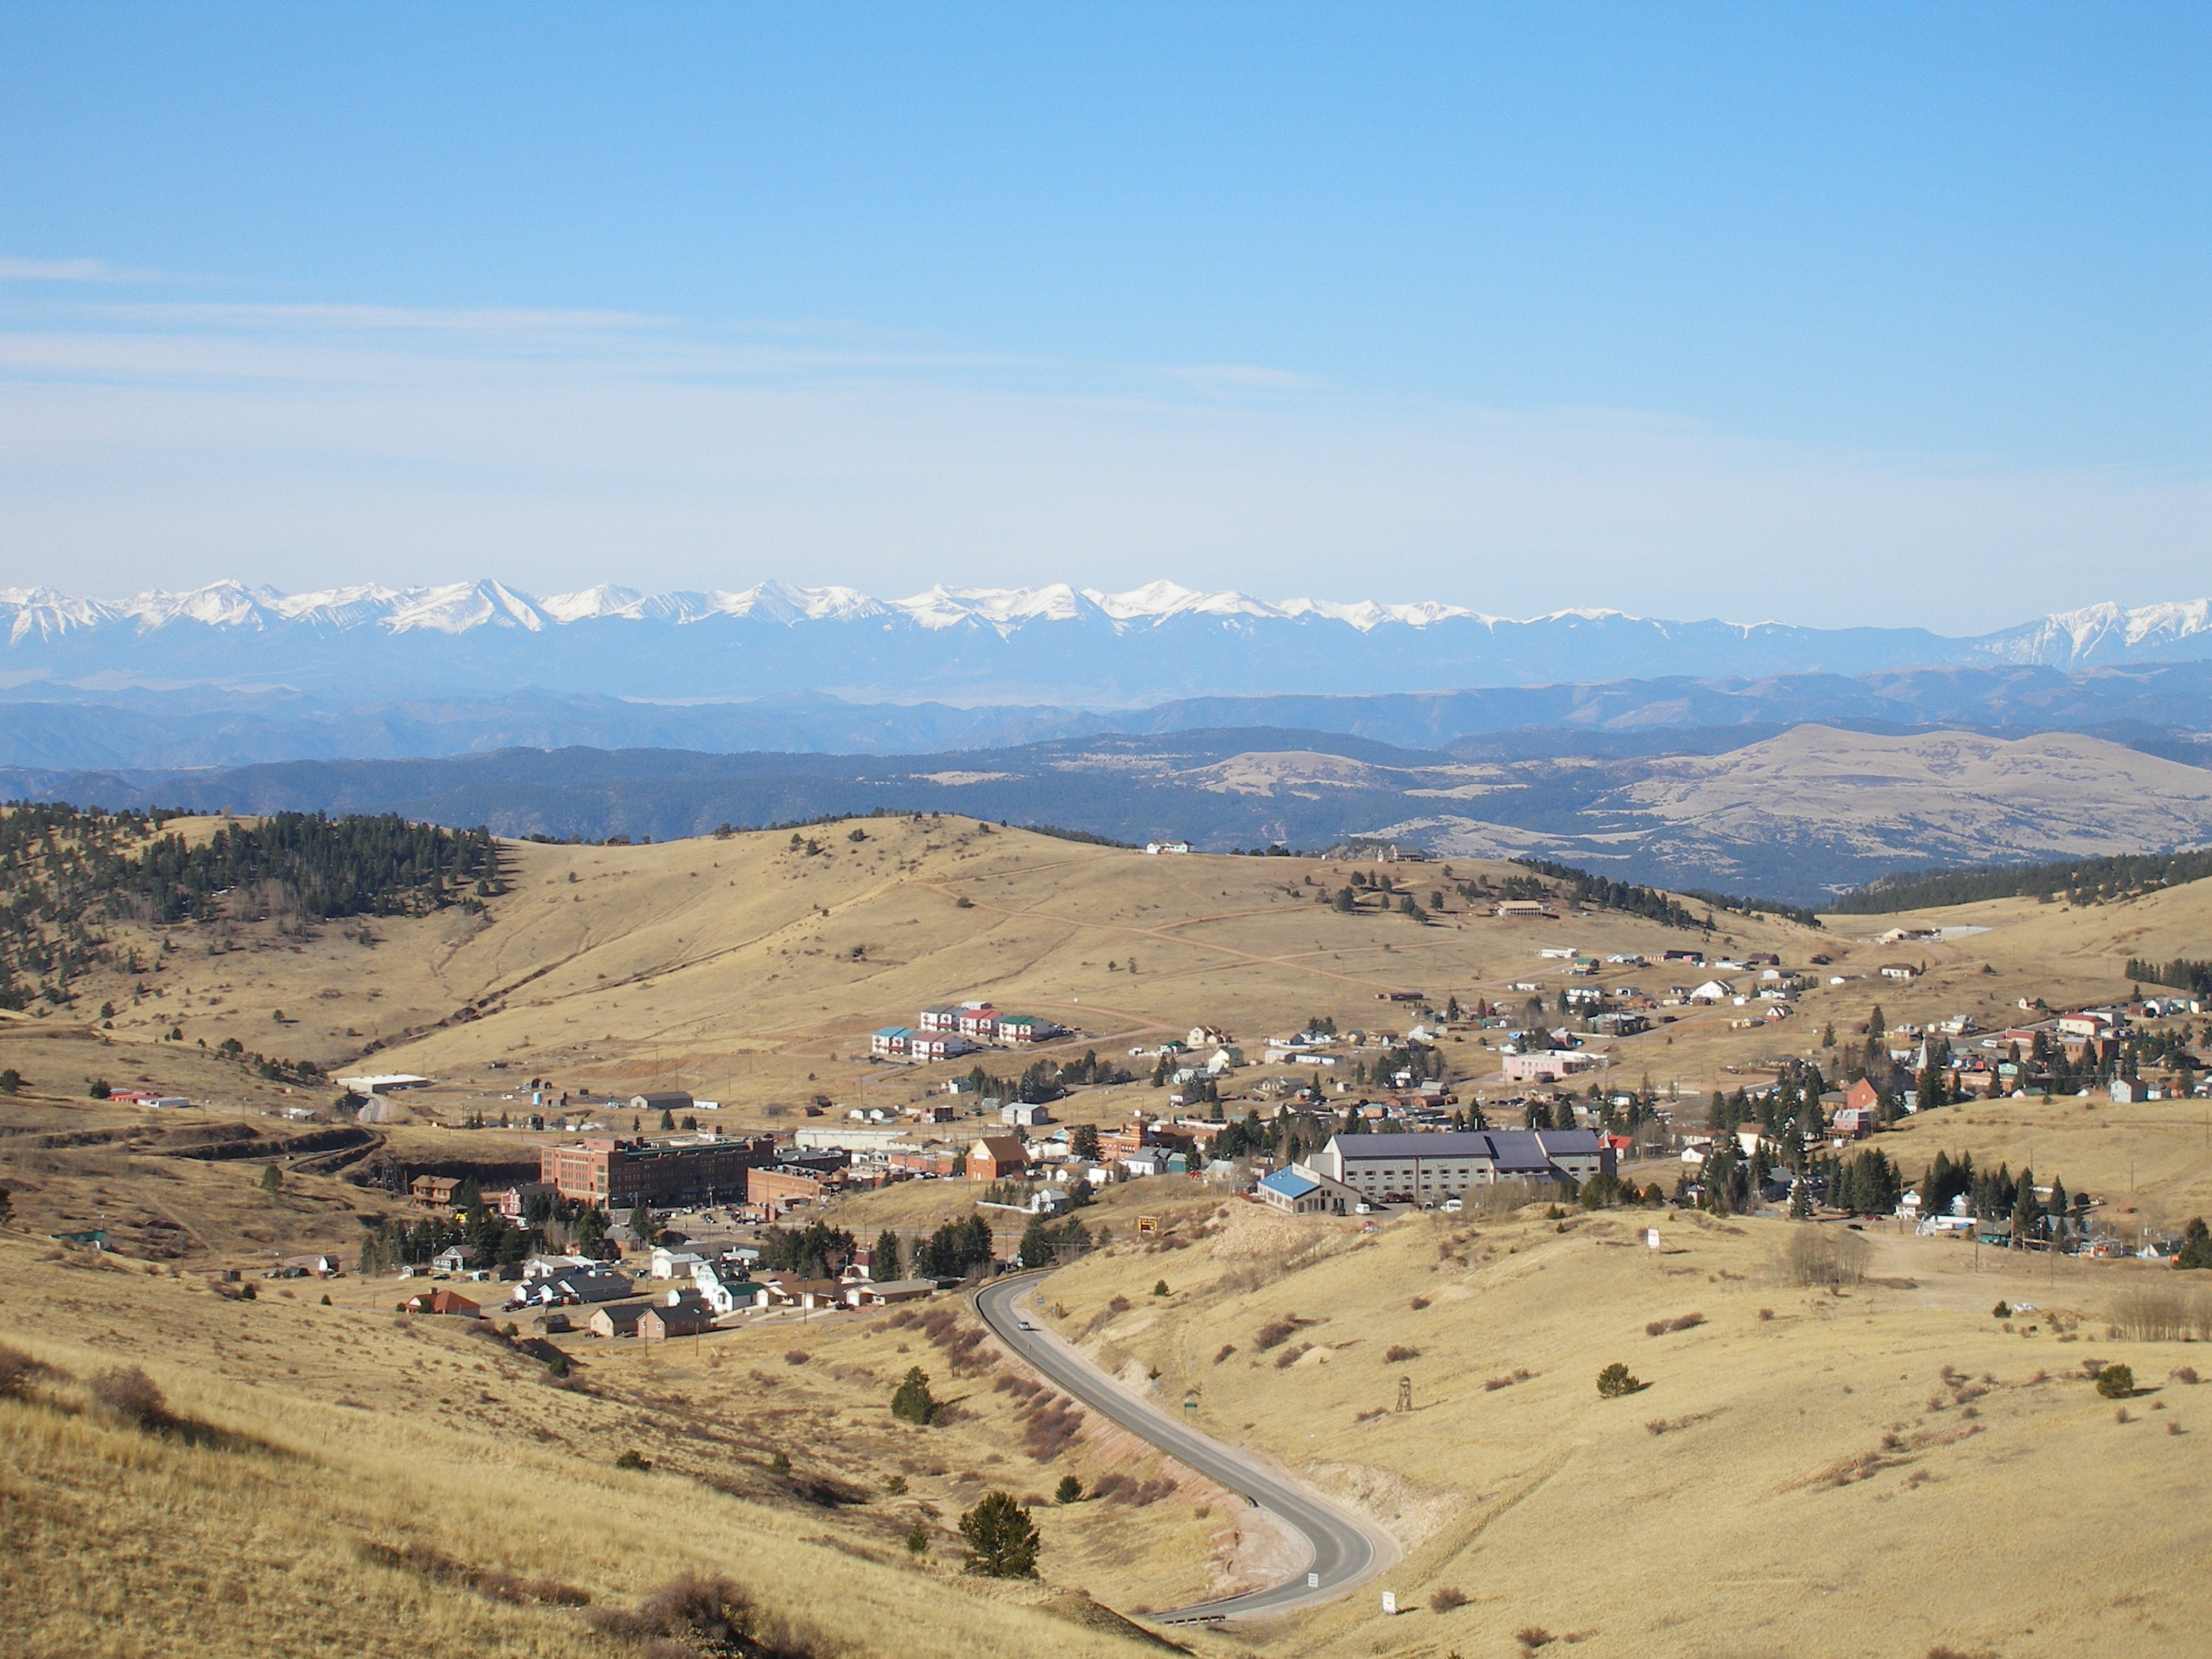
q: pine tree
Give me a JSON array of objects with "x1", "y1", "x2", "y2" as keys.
[
  {"x1": 958, "y1": 1491, "x2": 1041, "y2": 1578},
  {"x1": 2010, "y1": 1166, "x2": 2039, "y2": 1249},
  {"x1": 891, "y1": 1366, "x2": 938, "y2": 1424},
  {"x1": 873, "y1": 1229, "x2": 902, "y2": 1282}
]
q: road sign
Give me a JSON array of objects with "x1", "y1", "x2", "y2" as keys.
[
  {"x1": 1646, "y1": 1228, "x2": 1662, "y2": 1249},
  {"x1": 1306, "y1": 1572, "x2": 1320, "y2": 1589},
  {"x1": 1381, "y1": 1591, "x2": 1398, "y2": 1616},
  {"x1": 1137, "y1": 1215, "x2": 1158, "y2": 1236}
]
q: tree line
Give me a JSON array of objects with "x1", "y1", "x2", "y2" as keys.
[
  {"x1": 1833, "y1": 847, "x2": 2212, "y2": 915},
  {"x1": 2128, "y1": 957, "x2": 2212, "y2": 998}
]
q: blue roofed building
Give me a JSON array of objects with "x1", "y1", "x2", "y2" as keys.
[{"x1": 1256, "y1": 1163, "x2": 1359, "y2": 1216}]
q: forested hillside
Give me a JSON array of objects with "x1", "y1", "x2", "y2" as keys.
[
  {"x1": 0, "y1": 804, "x2": 503, "y2": 1011},
  {"x1": 1830, "y1": 845, "x2": 2212, "y2": 914}
]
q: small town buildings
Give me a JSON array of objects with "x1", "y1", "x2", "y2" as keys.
[
  {"x1": 588, "y1": 1303, "x2": 649, "y2": 1339},
  {"x1": 966, "y1": 1135, "x2": 1029, "y2": 1179},
  {"x1": 405, "y1": 1287, "x2": 480, "y2": 1317},
  {"x1": 918, "y1": 1004, "x2": 964, "y2": 1032},
  {"x1": 540, "y1": 1135, "x2": 765, "y2": 1208},
  {"x1": 1000, "y1": 1102, "x2": 1053, "y2": 1127},
  {"x1": 1144, "y1": 840, "x2": 1192, "y2": 855},
  {"x1": 871, "y1": 1026, "x2": 919, "y2": 1059},
  {"x1": 639, "y1": 1291, "x2": 716, "y2": 1341},
  {"x1": 336, "y1": 1072, "x2": 431, "y2": 1095},
  {"x1": 846, "y1": 1278, "x2": 937, "y2": 1308},
  {"x1": 1879, "y1": 963, "x2": 1920, "y2": 982},
  {"x1": 409, "y1": 1174, "x2": 462, "y2": 1210},
  {"x1": 996, "y1": 1014, "x2": 1062, "y2": 1045},
  {"x1": 1310, "y1": 1129, "x2": 1613, "y2": 1203},
  {"x1": 1494, "y1": 900, "x2": 1555, "y2": 919},
  {"x1": 430, "y1": 1244, "x2": 477, "y2": 1274},
  {"x1": 956, "y1": 1005, "x2": 1002, "y2": 1041},
  {"x1": 513, "y1": 1258, "x2": 634, "y2": 1307},
  {"x1": 481, "y1": 1182, "x2": 554, "y2": 1220},
  {"x1": 1256, "y1": 1164, "x2": 1360, "y2": 1215},
  {"x1": 649, "y1": 1247, "x2": 708, "y2": 1280},
  {"x1": 1502, "y1": 1051, "x2": 1601, "y2": 1082},
  {"x1": 747, "y1": 1166, "x2": 831, "y2": 1209},
  {"x1": 629, "y1": 1092, "x2": 695, "y2": 1118}
]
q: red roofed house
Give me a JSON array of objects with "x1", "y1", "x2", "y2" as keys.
[{"x1": 405, "y1": 1288, "x2": 481, "y2": 1317}]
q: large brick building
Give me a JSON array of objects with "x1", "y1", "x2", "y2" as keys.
[{"x1": 539, "y1": 1136, "x2": 768, "y2": 1210}]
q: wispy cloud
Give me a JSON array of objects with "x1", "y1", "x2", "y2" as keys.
[
  {"x1": 76, "y1": 301, "x2": 668, "y2": 333},
  {"x1": 0, "y1": 256, "x2": 157, "y2": 282}
]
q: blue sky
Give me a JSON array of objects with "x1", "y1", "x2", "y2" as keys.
[{"x1": 0, "y1": 4, "x2": 2204, "y2": 624}]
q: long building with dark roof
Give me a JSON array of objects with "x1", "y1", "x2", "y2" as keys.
[{"x1": 1310, "y1": 1129, "x2": 1612, "y2": 1205}]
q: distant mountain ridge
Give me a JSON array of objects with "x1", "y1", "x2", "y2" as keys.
[
  {"x1": 4, "y1": 579, "x2": 2208, "y2": 705},
  {"x1": 7, "y1": 723, "x2": 2207, "y2": 904},
  {"x1": 2, "y1": 661, "x2": 2209, "y2": 773}
]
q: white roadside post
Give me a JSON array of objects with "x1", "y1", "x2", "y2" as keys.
[{"x1": 1381, "y1": 1591, "x2": 1397, "y2": 1616}]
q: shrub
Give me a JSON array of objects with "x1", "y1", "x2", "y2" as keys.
[
  {"x1": 1254, "y1": 1318, "x2": 1298, "y2": 1352},
  {"x1": 90, "y1": 1365, "x2": 173, "y2": 1429},
  {"x1": 1154, "y1": 1280, "x2": 1170, "y2": 1297},
  {"x1": 545, "y1": 1354, "x2": 570, "y2": 1380},
  {"x1": 904, "y1": 1521, "x2": 930, "y2": 1556},
  {"x1": 585, "y1": 1571, "x2": 819, "y2": 1658},
  {"x1": 1054, "y1": 1474, "x2": 1083, "y2": 1504},
  {"x1": 770, "y1": 1451, "x2": 791, "y2": 1476},
  {"x1": 1385, "y1": 1345, "x2": 1421, "y2": 1364},
  {"x1": 958, "y1": 1491, "x2": 1041, "y2": 1578},
  {"x1": 1274, "y1": 1343, "x2": 1310, "y2": 1369},
  {"x1": 614, "y1": 1449, "x2": 650, "y2": 1470},
  {"x1": 89, "y1": 1079, "x2": 111, "y2": 1100},
  {"x1": 1213, "y1": 1344, "x2": 1236, "y2": 1364},
  {"x1": 1429, "y1": 1586, "x2": 1468, "y2": 1612},
  {"x1": 2172, "y1": 1366, "x2": 2200, "y2": 1386},
  {"x1": 1516, "y1": 1628, "x2": 1554, "y2": 1651},
  {"x1": 784, "y1": 1349, "x2": 810, "y2": 1366},
  {"x1": 1756, "y1": 1308, "x2": 1773, "y2": 1321},
  {"x1": 1596, "y1": 1362, "x2": 1642, "y2": 1398},
  {"x1": 1992, "y1": 1300, "x2": 2013, "y2": 1319},
  {"x1": 1409, "y1": 1295, "x2": 1431, "y2": 1310},
  {"x1": 0, "y1": 1343, "x2": 58, "y2": 1399},
  {"x1": 2095, "y1": 1363, "x2": 2136, "y2": 1400}
]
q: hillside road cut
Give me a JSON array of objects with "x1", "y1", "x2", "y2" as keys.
[{"x1": 974, "y1": 1273, "x2": 1398, "y2": 1623}]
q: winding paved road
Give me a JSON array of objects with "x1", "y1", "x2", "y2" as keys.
[{"x1": 974, "y1": 1274, "x2": 1397, "y2": 1624}]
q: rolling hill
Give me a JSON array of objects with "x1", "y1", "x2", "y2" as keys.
[{"x1": 8, "y1": 722, "x2": 2208, "y2": 902}]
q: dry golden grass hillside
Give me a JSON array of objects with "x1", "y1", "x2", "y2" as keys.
[
  {"x1": 0, "y1": 1227, "x2": 1259, "y2": 1659},
  {"x1": 1030, "y1": 1194, "x2": 2212, "y2": 1658},
  {"x1": 20, "y1": 811, "x2": 2200, "y2": 1135}
]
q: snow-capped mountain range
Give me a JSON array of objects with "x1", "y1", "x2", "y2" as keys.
[{"x1": 2, "y1": 579, "x2": 2206, "y2": 705}]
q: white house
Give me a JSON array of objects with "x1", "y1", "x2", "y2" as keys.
[{"x1": 650, "y1": 1247, "x2": 707, "y2": 1280}]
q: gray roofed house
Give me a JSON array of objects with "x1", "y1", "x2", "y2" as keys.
[{"x1": 1310, "y1": 1128, "x2": 1611, "y2": 1204}]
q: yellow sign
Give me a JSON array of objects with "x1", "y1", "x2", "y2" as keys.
[{"x1": 1136, "y1": 1215, "x2": 1158, "y2": 1236}]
